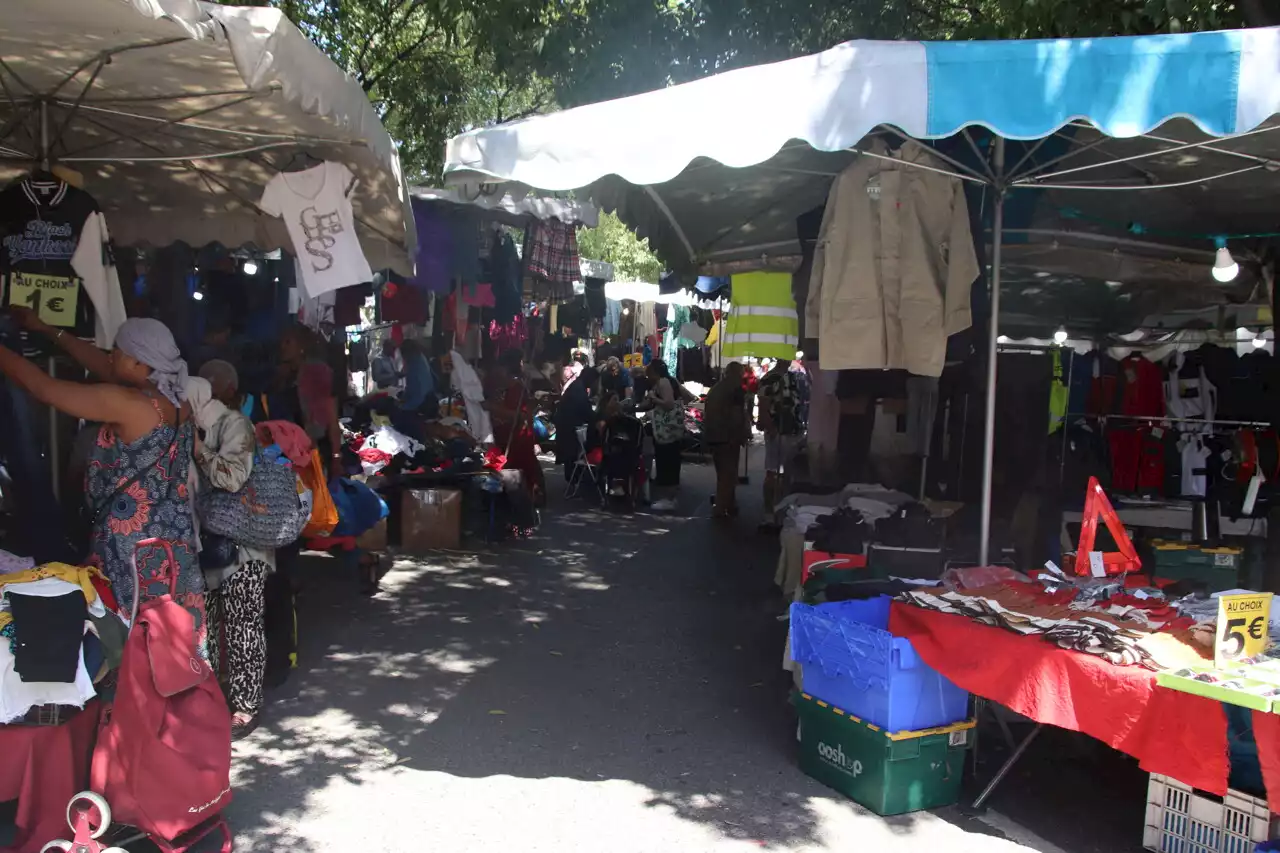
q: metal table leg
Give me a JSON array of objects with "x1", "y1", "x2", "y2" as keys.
[{"x1": 972, "y1": 723, "x2": 1044, "y2": 810}]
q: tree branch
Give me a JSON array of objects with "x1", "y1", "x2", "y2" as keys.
[{"x1": 362, "y1": 23, "x2": 443, "y2": 92}]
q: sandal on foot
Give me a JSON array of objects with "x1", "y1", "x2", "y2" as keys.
[{"x1": 231, "y1": 712, "x2": 260, "y2": 741}]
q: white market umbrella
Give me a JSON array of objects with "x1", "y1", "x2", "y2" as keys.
[{"x1": 0, "y1": 0, "x2": 413, "y2": 273}]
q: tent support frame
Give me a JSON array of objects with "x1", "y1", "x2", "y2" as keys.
[{"x1": 978, "y1": 138, "x2": 1006, "y2": 566}]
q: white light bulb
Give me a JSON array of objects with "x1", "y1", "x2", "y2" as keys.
[
  {"x1": 192, "y1": 290, "x2": 204, "y2": 301},
  {"x1": 1053, "y1": 327, "x2": 1069, "y2": 345},
  {"x1": 1213, "y1": 246, "x2": 1239, "y2": 282},
  {"x1": 242, "y1": 260, "x2": 259, "y2": 276},
  {"x1": 1253, "y1": 335, "x2": 1268, "y2": 349}
]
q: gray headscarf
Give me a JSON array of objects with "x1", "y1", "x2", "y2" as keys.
[{"x1": 114, "y1": 318, "x2": 189, "y2": 407}]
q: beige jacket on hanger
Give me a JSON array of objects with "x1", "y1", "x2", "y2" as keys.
[{"x1": 805, "y1": 139, "x2": 979, "y2": 377}]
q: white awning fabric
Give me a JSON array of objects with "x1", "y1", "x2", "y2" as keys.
[{"x1": 1, "y1": 0, "x2": 414, "y2": 273}]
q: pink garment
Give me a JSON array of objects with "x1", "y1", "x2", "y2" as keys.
[
  {"x1": 256, "y1": 420, "x2": 314, "y2": 466},
  {"x1": 461, "y1": 283, "x2": 496, "y2": 308},
  {"x1": 297, "y1": 361, "x2": 335, "y2": 432},
  {"x1": 489, "y1": 315, "x2": 527, "y2": 354}
]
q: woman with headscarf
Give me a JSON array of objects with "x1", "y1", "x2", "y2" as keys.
[
  {"x1": 190, "y1": 362, "x2": 272, "y2": 737},
  {"x1": 0, "y1": 309, "x2": 206, "y2": 650}
]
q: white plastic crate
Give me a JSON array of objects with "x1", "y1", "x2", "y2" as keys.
[{"x1": 1144, "y1": 773, "x2": 1276, "y2": 853}]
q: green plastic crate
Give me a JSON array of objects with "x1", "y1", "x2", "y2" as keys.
[
  {"x1": 1150, "y1": 540, "x2": 1243, "y2": 592},
  {"x1": 793, "y1": 691, "x2": 973, "y2": 815}
]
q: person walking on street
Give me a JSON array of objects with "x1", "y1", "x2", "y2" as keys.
[
  {"x1": 703, "y1": 362, "x2": 747, "y2": 519},
  {"x1": 758, "y1": 359, "x2": 804, "y2": 528}
]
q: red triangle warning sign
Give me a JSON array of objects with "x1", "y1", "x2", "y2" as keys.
[{"x1": 1073, "y1": 476, "x2": 1142, "y2": 577}]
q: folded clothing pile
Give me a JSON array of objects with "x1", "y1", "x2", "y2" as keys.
[
  {"x1": 874, "y1": 503, "x2": 945, "y2": 549},
  {"x1": 899, "y1": 582, "x2": 1207, "y2": 671},
  {"x1": 0, "y1": 562, "x2": 126, "y2": 722},
  {"x1": 806, "y1": 508, "x2": 872, "y2": 554}
]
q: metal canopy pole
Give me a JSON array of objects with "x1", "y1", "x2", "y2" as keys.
[{"x1": 978, "y1": 138, "x2": 1006, "y2": 567}]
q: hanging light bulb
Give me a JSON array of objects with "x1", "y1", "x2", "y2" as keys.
[
  {"x1": 1053, "y1": 326, "x2": 1069, "y2": 345},
  {"x1": 192, "y1": 290, "x2": 204, "y2": 302},
  {"x1": 1213, "y1": 238, "x2": 1239, "y2": 282},
  {"x1": 242, "y1": 259, "x2": 259, "y2": 276}
]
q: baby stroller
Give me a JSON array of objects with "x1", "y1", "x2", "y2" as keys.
[
  {"x1": 600, "y1": 413, "x2": 645, "y2": 510},
  {"x1": 43, "y1": 538, "x2": 234, "y2": 853}
]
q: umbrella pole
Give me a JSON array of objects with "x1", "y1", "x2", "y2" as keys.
[
  {"x1": 39, "y1": 101, "x2": 61, "y2": 498},
  {"x1": 978, "y1": 138, "x2": 1006, "y2": 567}
]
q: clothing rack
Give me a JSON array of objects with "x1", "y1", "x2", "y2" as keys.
[{"x1": 1066, "y1": 413, "x2": 1272, "y2": 429}]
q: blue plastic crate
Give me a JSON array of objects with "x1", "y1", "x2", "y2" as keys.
[{"x1": 789, "y1": 596, "x2": 969, "y2": 733}]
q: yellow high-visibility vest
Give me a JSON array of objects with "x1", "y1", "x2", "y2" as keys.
[{"x1": 723, "y1": 272, "x2": 799, "y2": 360}]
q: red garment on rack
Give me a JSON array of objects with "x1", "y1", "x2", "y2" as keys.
[
  {"x1": 1119, "y1": 355, "x2": 1165, "y2": 418},
  {"x1": 888, "y1": 603, "x2": 1230, "y2": 796},
  {"x1": 1108, "y1": 429, "x2": 1141, "y2": 491}
]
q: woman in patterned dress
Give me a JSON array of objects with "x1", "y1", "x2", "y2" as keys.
[{"x1": 0, "y1": 310, "x2": 205, "y2": 653}]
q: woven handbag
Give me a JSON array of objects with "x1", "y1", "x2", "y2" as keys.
[{"x1": 197, "y1": 457, "x2": 310, "y2": 548}]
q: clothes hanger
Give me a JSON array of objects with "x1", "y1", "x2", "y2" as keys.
[{"x1": 279, "y1": 149, "x2": 324, "y2": 173}]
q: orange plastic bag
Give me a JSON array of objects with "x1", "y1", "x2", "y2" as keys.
[{"x1": 299, "y1": 449, "x2": 338, "y2": 538}]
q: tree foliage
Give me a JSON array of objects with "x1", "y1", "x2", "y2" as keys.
[
  {"x1": 511, "y1": 0, "x2": 1261, "y2": 109},
  {"x1": 577, "y1": 212, "x2": 665, "y2": 283},
  {"x1": 223, "y1": 0, "x2": 556, "y2": 181}
]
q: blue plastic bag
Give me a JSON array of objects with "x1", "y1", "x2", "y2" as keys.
[{"x1": 330, "y1": 478, "x2": 389, "y2": 538}]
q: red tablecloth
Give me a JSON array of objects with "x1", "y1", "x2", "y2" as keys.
[
  {"x1": 0, "y1": 702, "x2": 100, "y2": 853},
  {"x1": 888, "y1": 602, "x2": 1233, "y2": 797}
]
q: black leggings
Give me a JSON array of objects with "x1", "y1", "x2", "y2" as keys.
[{"x1": 654, "y1": 440, "x2": 682, "y2": 488}]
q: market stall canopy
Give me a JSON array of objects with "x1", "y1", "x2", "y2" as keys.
[
  {"x1": 1, "y1": 0, "x2": 414, "y2": 274},
  {"x1": 444, "y1": 28, "x2": 1280, "y2": 282},
  {"x1": 605, "y1": 280, "x2": 723, "y2": 306},
  {"x1": 410, "y1": 187, "x2": 597, "y2": 228}
]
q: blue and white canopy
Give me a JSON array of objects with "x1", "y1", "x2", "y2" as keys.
[{"x1": 444, "y1": 28, "x2": 1280, "y2": 276}]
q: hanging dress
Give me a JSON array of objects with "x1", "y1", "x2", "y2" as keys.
[{"x1": 86, "y1": 392, "x2": 206, "y2": 655}]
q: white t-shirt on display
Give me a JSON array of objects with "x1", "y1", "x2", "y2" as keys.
[
  {"x1": 1180, "y1": 436, "x2": 1211, "y2": 498},
  {"x1": 259, "y1": 162, "x2": 373, "y2": 298}
]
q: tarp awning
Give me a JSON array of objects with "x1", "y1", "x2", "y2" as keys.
[
  {"x1": 443, "y1": 28, "x2": 1280, "y2": 276},
  {"x1": 1, "y1": 0, "x2": 414, "y2": 273},
  {"x1": 410, "y1": 187, "x2": 598, "y2": 228}
]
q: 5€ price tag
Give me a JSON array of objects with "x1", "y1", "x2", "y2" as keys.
[
  {"x1": 8, "y1": 272, "x2": 78, "y2": 328},
  {"x1": 1215, "y1": 592, "x2": 1273, "y2": 667}
]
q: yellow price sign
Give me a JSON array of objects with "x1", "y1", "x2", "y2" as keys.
[
  {"x1": 8, "y1": 272, "x2": 79, "y2": 328},
  {"x1": 1215, "y1": 592, "x2": 1273, "y2": 667}
]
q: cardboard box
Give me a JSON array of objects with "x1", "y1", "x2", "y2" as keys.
[
  {"x1": 401, "y1": 488, "x2": 462, "y2": 552},
  {"x1": 356, "y1": 517, "x2": 388, "y2": 551}
]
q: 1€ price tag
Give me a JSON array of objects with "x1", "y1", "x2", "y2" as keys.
[
  {"x1": 8, "y1": 272, "x2": 78, "y2": 328},
  {"x1": 1215, "y1": 592, "x2": 1273, "y2": 667}
]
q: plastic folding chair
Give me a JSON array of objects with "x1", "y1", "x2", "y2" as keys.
[{"x1": 566, "y1": 426, "x2": 605, "y2": 503}]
